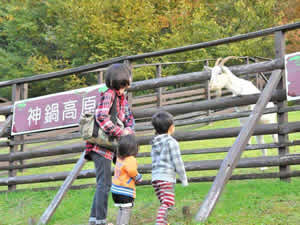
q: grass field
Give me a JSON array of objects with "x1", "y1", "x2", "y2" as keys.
[
  {"x1": 0, "y1": 112, "x2": 299, "y2": 224},
  {"x1": 0, "y1": 178, "x2": 299, "y2": 225}
]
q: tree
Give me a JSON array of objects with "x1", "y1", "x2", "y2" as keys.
[
  {"x1": 0, "y1": 0, "x2": 291, "y2": 99},
  {"x1": 279, "y1": 0, "x2": 300, "y2": 53}
]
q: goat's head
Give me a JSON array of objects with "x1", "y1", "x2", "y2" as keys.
[{"x1": 205, "y1": 56, "x2": 237, "y2": 97}]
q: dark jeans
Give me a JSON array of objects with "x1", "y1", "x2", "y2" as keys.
[{"x1": 89, "y1": 151, "x2": 112, "y2": 223}]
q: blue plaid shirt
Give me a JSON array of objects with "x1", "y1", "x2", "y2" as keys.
[{"x1": 151, "y1": 134, "x2": 188, "y2": 185}]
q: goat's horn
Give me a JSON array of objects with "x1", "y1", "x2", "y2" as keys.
[
  {"x1": 220, "y1": 56, "x2": 238, "y2": 66},
  {"x1": 215, "y1": 57, "x2": 222, "y2": 66}
]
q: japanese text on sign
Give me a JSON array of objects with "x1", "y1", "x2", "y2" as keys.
[{"x1": 12, "y1": 84, "x2": 108, "y2": 135}]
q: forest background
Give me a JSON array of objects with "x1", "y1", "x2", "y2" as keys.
[{"x1": 0, "y1": 0, "x2": 299, "y2": 99}]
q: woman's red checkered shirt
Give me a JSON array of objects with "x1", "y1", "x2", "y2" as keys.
[{"x1": 85, "y1": 89, "x2": 135, "y2": 160}]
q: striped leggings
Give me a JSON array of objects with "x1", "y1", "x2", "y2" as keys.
[{"x1": 152, "y1": 180, "x2": 175, "y2": 225}]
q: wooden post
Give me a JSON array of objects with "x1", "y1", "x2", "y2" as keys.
[
  {"x1": 205, "y1": 60, "x2": 211, "y2": 116},
  {"x1": 18, "y1": 83, "x2": 28, "y2": 172},
  {"x1": 274, "y1": 31, "x2": 290, "y2": 182},
  {"x1": 246, "y1": 56, "x2": 251, "y2": 80},
  {"x1": 195, "y1": 70, "x2": 282, "y2": 222},
  {"x1": 252, "y1": 57, "x2": 260, "y2": 89},
  {"x1": 124, "y1": 60, "x2": 133, "y2": 107},
  {"x1": 9, "y1": 84, "x2": 21, "y2": 191},
  {"x1": 38, "y1": 152, "x2": 86, "y2": 224},
  {"x1": 156, "y1": 64, "x2": 163, "y2": 107},
  {"x1": 98, "y1": 71, "x2": 104, "y2": 84}
]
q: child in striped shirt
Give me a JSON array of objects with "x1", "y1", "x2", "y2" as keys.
[
  {"x1": 151, "y1": 111, "x2": 188, "y2": 225},
  {"x1": 111, "y1": 134, "x2": 142, "y2": 225}
]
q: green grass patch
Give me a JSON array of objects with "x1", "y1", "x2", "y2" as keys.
[{"x1": 0, "y1": 178, "x2": 299, "y2": 225}]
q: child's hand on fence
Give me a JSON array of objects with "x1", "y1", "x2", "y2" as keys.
[{"x1": 134, "y1": 173, "x2": 143, "y2": 184}]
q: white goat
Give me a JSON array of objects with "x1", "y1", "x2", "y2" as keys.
[{"x1": 205, "y1": 56, "x2": 277, "y2": 164}]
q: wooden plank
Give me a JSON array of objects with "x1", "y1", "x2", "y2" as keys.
[
  {"x1": 133, "y1": 89, "x2": 286, "y2": 118},
  {"x1": 0, "y1": 142, "x2": 9, "y2": 147},
  {"x1": 129, "y1": 58, "x2": 283, "y2": 92},
  {"x1": 133, "y1": 91, "x2": 209, "y2": 108},
  {"x1": 125, "y1": 60, "x2": 134, "y2": 108},
  {"x1": 9, "y1": 104, "x2": 298, "y2": 142},
  {"x1": 137, "y1": 141, "x2": 300, "y2": 158},
  {"x1": 132, "y1": 84, "x2": 205, "y2": 101},
  {"x1": 97, "y1": 71, "x2": 104, "y2": 84},
  {"x1": 133, "y1": 103, "x2": 157, "y2": 111},
  {"x1": 167, "y1": 107, "x2": 278, "y2": 127},
  {"x1": 195, "y1": 69, "x2": 283, "y2": 222},
  {"x1": 165, "y1": 94, "x2": 206, "y2": 105},
  {"x1": 188, "y1": 170, "x2": 300, "y2": 182},
  {"x1": 0, "y1": 105, "x2": 12, "y2": 115},
  {"x1": 156, "y1": 65, "x2": 163, "y2": 107},
  {"x1": 275, "y1": 31, "x2": 290, "y2": 182},
  {"x1": 0, "y1": 58, "x2": 286, "y2": 117},
  {"x1": 132, "y1": 95, "x2": 156, "y2": 105},
  {"x1": 8, "y1": 84, "x2": 21, "y2": 191},
  {"x1": 0, "y1": 142, "x2": 85, "y2": 162},
  {"x1": 37, "y1": 152, "x2": 86, "y2": 225},
  {"x1": 10, "y1": 132, "x2": 82, "y2": 145},
  {"x1": 18, "y1": 83, "x2": 28, "y2": 172},
  {"x1": 163, "y1": 84, "x2": 205, "y2": 94},
  {"x1": 174, "y1": 111, "x2": 208, "y2": 120},
  {"x1": 2, "y1": 140, "x2": 300, "y2": 169},
  {"x1": 0, "y1": 158, "x2": 78, "y2": 171},
  {"x1": 3, "y1": 139, "x2": 300, "y2": 168},
  {"x1": 164, "y1": 88, "x2": 205, "y2": 100},
  {"x1": 3, "y1": 169, "x2": 300, "y2": 194},
  {"x1": 4, "y1": 120, "x2": 300, "y2": 157},
  {"x1": 1, "y1": 153, "x2": 300, "y2": 186},
  {"x1": 205, "y1": 60, "x2": 212, "y2": 117}
]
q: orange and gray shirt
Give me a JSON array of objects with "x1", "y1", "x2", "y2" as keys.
[{"x1": 111, "y1": 156, "x2": 142, "y2": 198}]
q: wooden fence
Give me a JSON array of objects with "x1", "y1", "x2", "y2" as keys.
[{"x1": 0, "y1": 22, "x2": 300, "y2": 195}]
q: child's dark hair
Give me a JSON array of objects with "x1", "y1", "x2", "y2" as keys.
[
  {"x1": 118, "y1": 134, "x2": 139, "y2": 158},
  {"x1": 105, "y1": 63, "x2": 131, "y2": 90},
  {"x1": 152, "y1": 111, "x2": 174, "y2": 134}
]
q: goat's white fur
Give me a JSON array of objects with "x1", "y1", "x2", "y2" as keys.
[{"x1": 206, "y1": 58, "x2": 278, "y2": 166}]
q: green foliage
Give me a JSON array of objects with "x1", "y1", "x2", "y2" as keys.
[{"x1": 0, "y1": 0, "x2": 283, "y2": 98}]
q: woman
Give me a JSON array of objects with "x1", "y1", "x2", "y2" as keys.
[{"x1": 85, "y1": 64, "x2": 135, "y2": 225}]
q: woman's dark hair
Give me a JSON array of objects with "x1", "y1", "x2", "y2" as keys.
[
  {"x1": 152, "y1": 111, "x2": 174, "y2": 134},
  {"x1": 118, "y1": 134, "x2": 139, "y2": 158},
  {"x1": 105, "y1": 64, "x2": 131, "y2": 90}
]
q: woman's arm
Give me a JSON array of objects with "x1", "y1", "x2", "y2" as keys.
[{"x1": 124, "y1": 99, "x2": 135, "y2": 129}]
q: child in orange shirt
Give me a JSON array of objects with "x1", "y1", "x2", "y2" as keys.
[{"x1": 111, "y1": 135, "x2": 142, "y2": 225}]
